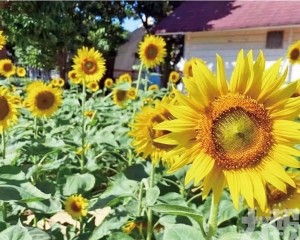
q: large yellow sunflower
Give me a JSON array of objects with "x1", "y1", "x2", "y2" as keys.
[
  {"x1": 0, "y1": 87, "x2": 18, "y2": 131},
  {"x1": 25, "y1": 83, "x2": 62, "y2": 117},
  {"x1": 129, "y1": 96, "x2": 176, "y2": 166},
  {"x1": 287, "y1": 41, "x2": 300, "y2": 64},
  {"x1": 64, "y1": 194, "x2": 89, "y2": 220},
  {"x1": 0, "y1": 59, "x2": 15, "y2": 78},
  {"x1": 257, "y1": 172, "x2": 300, "y2": 217},
  {"x1": 72, "y1": 46, "x2": 106, "y2": 83},
  {"x1": 139, "y1": 35, "x2": 167, "y2": 69},
  {"x1": 155, "y1": 50, "x2": 300, "y2": 211},
  {"x1": 183, "y1": 57, "x2": 205, "y2": 78},
  {"x1": 0, "y1": 31, "x2": 6, "y2": 50}
]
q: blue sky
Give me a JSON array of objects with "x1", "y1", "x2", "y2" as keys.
[{"x1": 122, "y1": 18, "x2": 142, "y2": 32}]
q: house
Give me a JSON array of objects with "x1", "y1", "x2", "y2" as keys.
[
  {"x1": 153, "y1": 1, "x2": 300, "y2": 82},
  {"x1": 113, "y1": 27, "x2": 145, "y2": 79}
]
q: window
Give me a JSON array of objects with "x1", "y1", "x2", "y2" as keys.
[{"x1": 266, "y1": 31, "x2": 283, "y2": 49}]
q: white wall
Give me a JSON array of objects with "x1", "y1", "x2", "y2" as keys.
[{"x1": 183, "y1": 27, "x2": 300, "y2": 83}]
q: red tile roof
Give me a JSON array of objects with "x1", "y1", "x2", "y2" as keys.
[{"x1": 154, "y1": 1, "x2": 300, "y2": 34}]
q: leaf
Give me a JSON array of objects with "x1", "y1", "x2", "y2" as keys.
[
  {"x1": 0, "y1": 224, "x2": 31, "y2": 240},
  {"x1": 217, "y1": 200, "x2": 239, "y2": 225},
  {"x1": 27, "y1": 227, "x2": 51, "y2": 240},
  {"x1": 0, "y1": 166, "x2": 49, "y2": 202},
  {"x1": 149, "y1": 204, "x2": 203, "y2": 228},
  {"x1": 218, "y1": 232, "x2": 244, "y2": 240},
  {"x1": 163, "y1": 224, "x2": 203, "y2": 240},
  {"x1": 89, "y1": 216, "x2": 128, "y2": 240},
  {"x1": 107, "y1": 232, "x2": 134, "y2": 240},
  {"x1": 63, "y1": 173, "x2": 96, "y2": 196},
  {"x1": 146, "y1": 186, "x2": 160, "y2": 206}
]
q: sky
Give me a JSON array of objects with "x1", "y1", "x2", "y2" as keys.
[{"x1": 122, "y1": 17, "x2": 142, "y2": 32}]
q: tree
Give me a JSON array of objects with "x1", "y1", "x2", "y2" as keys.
[{"x1": 0, "y1": 1, "x2": 130, "y2": 80}]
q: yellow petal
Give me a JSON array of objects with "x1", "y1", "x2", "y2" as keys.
[
  {"x1": 185, "y1": 152, "x2": 214, "y2": 185},
  {"x1": 154, "y1": 119, "x2": 197, "y2": 132},
  {"x1": 216, "y1": 54, "x2": 228, "y2": 95},
  {"x1": 240, "y1": 171, "x2": 254, "y2": 208},
  {"x1": 224, "y1": 171, "x2": 240, "y2": 209},
  {"x1": 248, "y1": 172, "x2": 266, "y2": 211}
]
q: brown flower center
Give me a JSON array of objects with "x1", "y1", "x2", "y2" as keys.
[
  {"x1": 3, "y1": 63, "x2": 12, "y2": 72},
  {"x1": 199, "y1": 95, "x2": 273, "y2": 170},
  {"x1": 82, "y1": 59, "x2": 97, "y2": 74},
  {"x1": 71, "y1": 200, "x2": 82, "y2": 212},
  {"x1": 36, "y1": 91, "x2": 55, "y2": 110},
  {"x1": 267, "y1": 184, "x2": 296, "y2": 205},
  {"x1": 116, "y1": 90, "x2": 127, "y2": 102},
  {"x1": 290, "y1": 48, "x2": 300, "y2": 61},
  {"x1": 188, "y1": 66, "x2": 193, "y2": 77},
  {"x1": 145, "y1": 44, "x2": 158, "y2": 60},
  {"x1": 149, "y1": 111, "x2": 174, "y2": 150},
  {"x1": 0, "y1": 96, "x2": 9, "y2": 120}
]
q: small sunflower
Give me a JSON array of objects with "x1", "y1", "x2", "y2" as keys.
[
  {"x1": 116, "y1": 73, "x2": 132, "y2": 84},
  {"x1": 139, "y1": 35, "x2": 167, "y2": 69},
  {"x1": 25, "y1": 83, "x2": 62, "y2": 117},
  {"x1": 87, "y1": 81, "x2": 99, "y2": 92},
  {"x1": 148, "y1": 84, "x2": 159, "y2": 91},
  {"x1": 72, "y1": 46, "x2": 106, "y2": 83},
  {"x1": 183, "y1": 57, "x2": 205, "y2": 78},
  {"x1": 0, "y1": 59, "x2": 15, "y2": 78},
  {"x1": 0, "y1": 31, "x2": 6, "y2": 50},
  {"x1": 64, "y1": 194, "x2": 88, "y2": 220},
  {"x1": 127, "y1": 87, "x2": 137, "y2": 100},
  {"x1": 287, "y1": 41, "x2": 300, "y2": 64},
  {"x1": 112, "y1": 88, "x2": 129, "y2": 107},
  {"x1": 0, "y1": 87, "x2": 18, "y2": 131},
  {"x1": 129, "y1": 96, "x2": 175, "y2": 165},
  {"x1": 169, "y1": 71, "x2": 180, "y2": 84},
  {"x1": 143, "y1": 97, "x2": 154, "y2": 106},
  {"x1": 68, "y1": 70, "x2": 82, "y2": 85},
  {"x1": 84, "y1": 110, "x2": 95, "y2": 119},
  {"x1": 104, "y1": 78, "x2": 114, "y2": 88},
  {"x1": 155, "y1": 50, "x2": 300, "y2": 210},
  {"x1": 122, "y1": 221, "x2": 137, "y2": 234},
  {"x1": 16, "y1": 67, "x2": 26, "y2": 77},
  {"x1": 257, "y1": 173, "x2": 300, "y2": 217}
]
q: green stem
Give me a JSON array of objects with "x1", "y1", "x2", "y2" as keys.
[
  {"x1": 80, "y1": 82, "x2": 86, "y2": 172},
  {"x1": 1, "y1": 130, "x2": 5, "y2": 159},
  {"x1": 137, "y1": 180, "x2": 144, "y2": 216},
  {"x1": 135, "y1": 62, "x2": 143, "y2": 95},
  {"x1": 1, "y1": 202, "x2": 6, "y2": 222},
  {"x1": 146, "y1": 164, "x2": 155, "y2": 240},
  {"x1": 102, "y1": 91, "x2": 113, "y2": 102},
  {"x1": 207, "y1": 194, "x2": 220, "y2": 240},
  {"x1": 34, "y1": 117, "x2": 38, "y2": 138}
]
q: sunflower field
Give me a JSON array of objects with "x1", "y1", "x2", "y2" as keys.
[{"x1": 1, "y1": 27, "x2": 300, "y2": 240}]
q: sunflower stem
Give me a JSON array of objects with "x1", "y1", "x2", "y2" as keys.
[
  {"x1": 137, "y1": 180, "x2": 144, "y2": 216},
  {"x1": 207, "y1": 193, "x2": 220, "y2": 240},
  {"x1": 1, "y1": 129, "x2": 5, "y2": 159},
  {"x1": 135, "y1": 62, "x2": 143, "y2": 95},
  {"x1": 146, "y1": 163, "x2": 155, "y2": 240},
  {"x1": 80, "y1": 82, "x2": 86, "y2": 173}
]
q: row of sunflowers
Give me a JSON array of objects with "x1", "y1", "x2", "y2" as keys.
[{"x1": 0, "y1": 28, "x2": 300, "y2": 240}]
